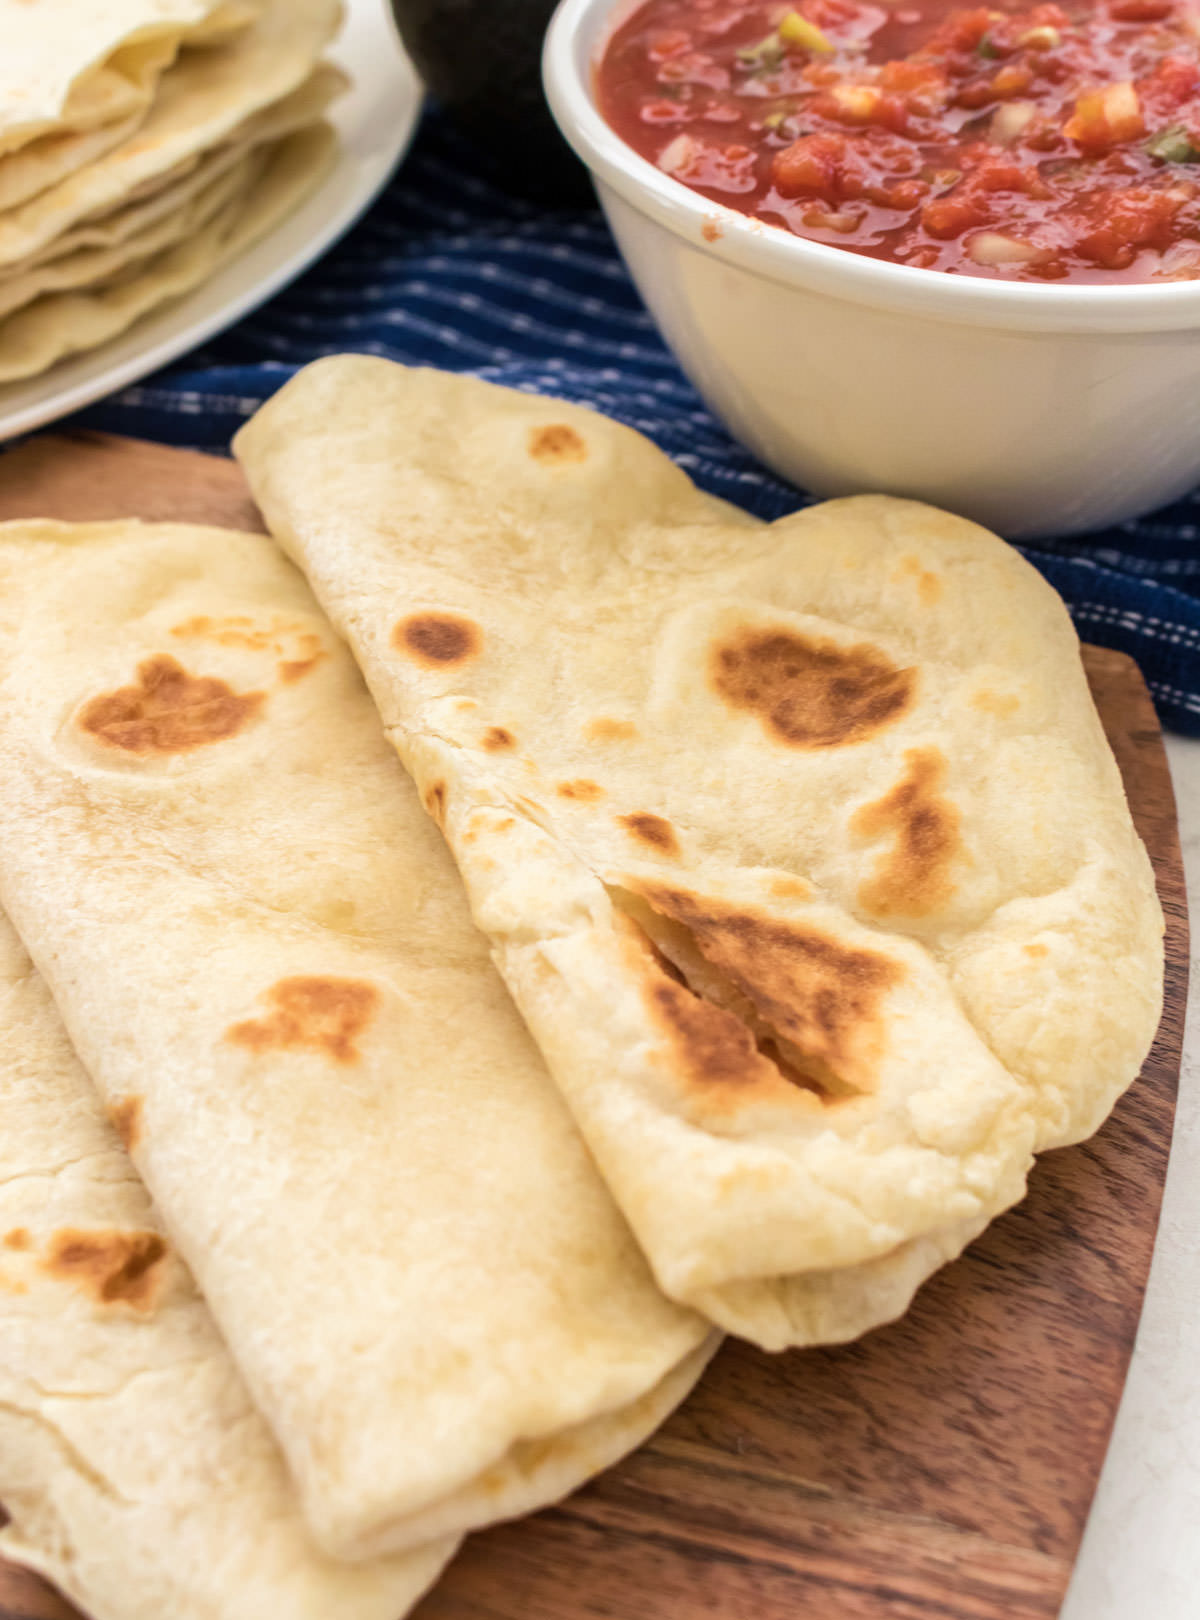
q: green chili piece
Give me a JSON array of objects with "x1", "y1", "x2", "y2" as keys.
[
  {"x1": 737, "y1": 31, "x2": 785, "y2": 69},
  {"x1": 1147, "y1": 124, "x2": 1200, "y2": 163}
]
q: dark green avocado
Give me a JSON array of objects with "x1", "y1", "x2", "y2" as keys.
[{"x1": 389, "y1": 0, "x2": 596, "y2": 206}]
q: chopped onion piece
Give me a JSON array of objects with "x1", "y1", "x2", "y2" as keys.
[
  {"x1": 657, "y1": 134, "x2": 697, "y2": 174},
  {"x1": 806, "y1": 207, "x2": 863, "y2": 233},
  {"x1": 990, "y1": 100, "x2": 1037, "y2": 144},
  {"x1": 1155, "y1": 242, "x2": 1200, "y2": 278},
  {"x1": 1017, "y1": 24, "x2": 1061, "y2": 47},
  {"x1": 1104, "y1": 81, "x2": 1144, "y2": 133},
  {"x1": 831, "y1": 83, "x2": 883, "y2": 119},
  {"x1": 967, "y1": 231, "x2": 1044, "y2": 265}
]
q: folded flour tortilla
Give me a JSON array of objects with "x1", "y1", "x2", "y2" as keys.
[
  {"x1": 0, "y1": 908, "x2": 456, "y2": 1620},
  {"x1": 0, "y1": 0, "x2": 337, "y2": 271},
  {"x1": 0, "y1": 518, "x2": 713, "y2": 1559},
  {"x1": 0, "y1": 1, "x2": 258, "y2": 157},
  {"x1": 234, "y1": 357, "x2": 1165, "y2": 1351}
]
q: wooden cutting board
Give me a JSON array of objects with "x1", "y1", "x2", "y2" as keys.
[{"x1": 0, "y1": 431, "x2": 1188, "y2": 1620}]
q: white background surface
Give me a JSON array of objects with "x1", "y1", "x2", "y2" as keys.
[{"x1": 1062, "y1": 735, "x2": 1200, "y2": 1618}]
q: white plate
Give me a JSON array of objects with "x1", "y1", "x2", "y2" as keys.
[{"x1": 0, "y1": 0, "x2": 422, "y2": 442}]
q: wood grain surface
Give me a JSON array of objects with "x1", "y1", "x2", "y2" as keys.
[{"x1": 0, "y1": 433, "x2": 1188, "y2": 1620}]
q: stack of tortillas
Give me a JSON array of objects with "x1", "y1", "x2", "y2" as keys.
[
  {"x1": 0, "y1": 357, "x2": 1166, "y2": 1620},
  {"x1": 0, "y1": 0, "x2": 344, "y2": 384}
]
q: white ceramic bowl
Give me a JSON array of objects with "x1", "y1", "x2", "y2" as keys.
[{"x1": 544, "y1": 0, "x2": 1200, "y2": 539}]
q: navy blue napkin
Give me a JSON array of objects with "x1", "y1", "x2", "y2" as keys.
[{"x1": 73, "y1": 111, "x2": 1200, "y2": 734}]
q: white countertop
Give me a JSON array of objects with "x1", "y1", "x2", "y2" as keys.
[{"x1": 1061, "y1": 735, "x2": 1200, "y2": 1619}]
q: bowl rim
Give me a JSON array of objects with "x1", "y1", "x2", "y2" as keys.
[{"x1": 543, "y1": 0, "x2": 1200, "y2": 334}]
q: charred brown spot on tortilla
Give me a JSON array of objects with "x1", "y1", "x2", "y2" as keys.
[
  {"x1": 393, "y1": 612, "x2": 482, "y2": 668},
  {"x1": 108, "y1": 1096, "x2": 144, "y2": 1153},
  {"x1": 710, "y1": 627, "x2": 915, "y2": 749},
  {"x1": 584, "y1": 717, "x2": 638, "y2": 743},
  {"x1": 769, "y1": 875, "x2": 810, "y2": 901},
  {"x1": 3, "y1": 1229, "x2": 31, "y2": 1252},
  {"x1": 556, "y1": 778, "x2": 605, "y2": 802},
  {"x1": 171, "y1": 614, "x2": 258, "y2": 647},
  {"x1": 529, "y1": 423, "x2": 587, "y2": 464},
  {"x1": 1025, "y1": 942, "x2": 1049, "y2": 958},
  {"x1": 619, "y1": 812, "x2": 680, "y2": 857},
  {"x1": 648, "y1": 976, "x2": 777, "y2": 1089},
  {"x1": 425, "y1": 780, "x2": 447, "y2": 826},
  {"x1": 278, "y1": 635, "x2": 327, "y2": 684},
  {"x1": 226, "y1": 976, "x2": 381, "y2": 1066},
  {"x1": 851, "y1": 748, "x2": 961, "y2": 918},
  {"x1": 614, "y1": 885, "x2": 902, "y2": 1101},
  {"x1": 171, "y1": 616, "x2": 327, "y2": 684},
  {"x1": 42, "y1": 1229, "x2": 169, "y2": 1312},
  {"x1": 894, "y1": 554, "x2": 943, "y2": 605},
  {"x1": 171, "y1": 615, "x2": 276, "y2": 651},
  {"x1": 482, "y1": 726, "x2": 516, "y2": 752},
  {"x1": 78, "y1": 655, "x2": 265, "y2": 755},
  {"x1": 972, "y1": 688, "x2": 1021, "y2": 717}
]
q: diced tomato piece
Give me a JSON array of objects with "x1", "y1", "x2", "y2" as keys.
[
  {"x1": 879, "y1": 59, "x2": 947, "y2": 98},
  {"x1": 879, "y1": 176, "x2": 930, "y2": 207},
  {"x1": 804, "y1": 0, "x2": 863, "y2": 29},
  {"x1": 1109, "y1": 0, "x2": 1174, "y2": 19},
  {"x1": 697, "y1": 8, "x2": 749, "y2": 39},
  {"x1": 921, "y1": 190, "x2": 992, "y2": 236},
  {"x1": 876, "y1": 92, "x2": 917, "y2": 131},
  {"x1": 991, "y1": 63, "x2": 1035, "y2": 97},
  {"x1": 770, "y1": 132, "x2": 863, "y2": 203},
  {"x1": 658, "y1": 51, "x2": 731, "y2": 91},
  {"x1": 1064, "y1": 82, "x2": 1146, "y2": 148},
  {"x1": 1025, "y1": 117, "x2": 1068, "y2": 151},
  {"x1": 803, "y1": 60, "x2": 844, "y2": 88},
  {"x1": 648, "y1": 30, "x2": 691, "y2": 62},
  {"x1": 1074, "y1": 187, "x2": 1185, "y2": 265},
  {"x1": 640, "y1": 99, "x2": 696, "y2": 125},
  {"x1": 972, "y1": 159, "x2": 1038, "y2": 192},
  {"x1": 920, "y1": 5, "x2": 994, "y2": 56},
  {"x1": 1027, "y1": 5, "x2": 1071, "y2": 30},
  {"x1": 1138, "y1": 54, "x2": 1199, "y2": 120}
]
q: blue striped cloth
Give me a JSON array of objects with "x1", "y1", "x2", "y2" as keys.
[{"x1": 75, "y1": 110, "x2": 1200, "y2": 734}]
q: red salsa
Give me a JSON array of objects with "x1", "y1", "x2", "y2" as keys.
[{"x1": 595, "y1": 0, "x2": 1200, "y2": 278}]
